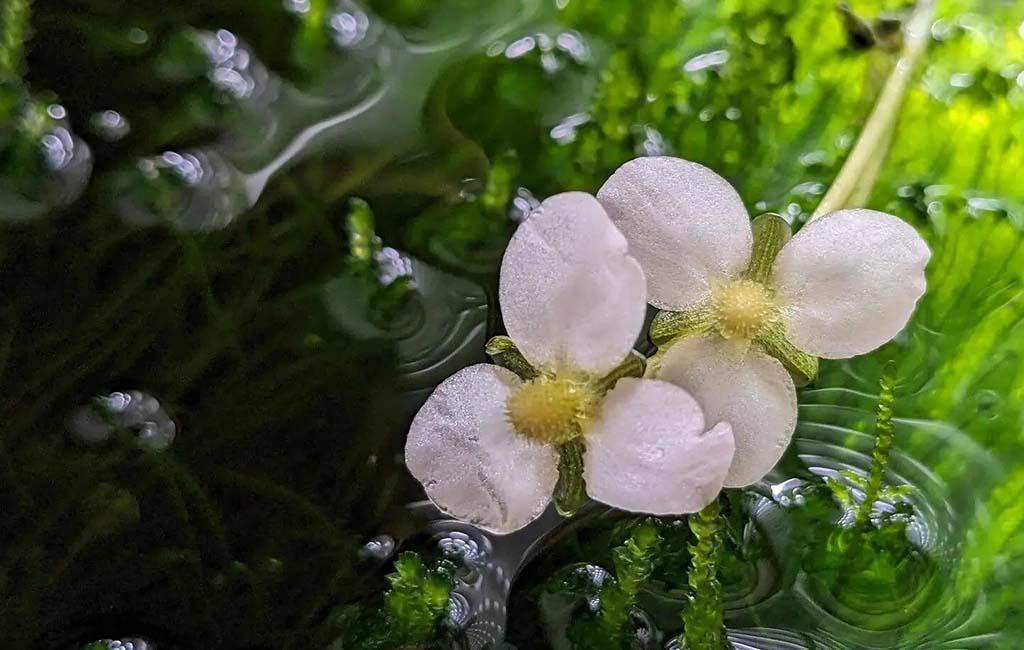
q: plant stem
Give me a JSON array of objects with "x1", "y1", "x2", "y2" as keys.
[
  {"x1": 681, "y1": 498, "x2": 729, "y2": 650},
  {"x1": 855, "y1": 361, "x2": 898, "y2": 528},
  {"x1": 0, "y1": 0, "x2": 31, "y2": 80},
  {"x1": 809, "y1": 0, "x2": 935, "y2": 221}
]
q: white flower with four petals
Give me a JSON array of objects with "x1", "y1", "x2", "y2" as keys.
[
  {"x1": 597, "y1": 156, "x2": 931, "y2": 487},
  {"x1": 405, "y1": 192, "x2": 736, "y2": 534}
]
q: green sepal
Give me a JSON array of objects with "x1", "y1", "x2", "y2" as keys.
[
  {"x1": 755, "y1": 322, "x2": 818, "y2": 386},
  {"x1": 649, "y1": 305, "x2": 715, "y2": 346},
  {"x1": 553, "y1": 438, "x2": 588, "y2": 517},
  {"x1": 745, "y1": 213, "x2": 792, "y2": 284},
  {"x1": 594, "y1": 350, "x2": 646, "y2": 394},
  {"x1": 485, "y1": 335, "x2": 539, "y2": 380}
]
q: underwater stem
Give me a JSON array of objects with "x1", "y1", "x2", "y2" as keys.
[
  {"x1": 855, "y1": 361, "x2": 898, "y2": 528},
  {"x1": 809, "y1": 0, "x2": 935, "y2": 221},
  {"x1": 682, "y1": 498, "x2": 729, "y2": 650},
  {"x1": 0, "y1": 0, "x2": 31, "y2": 80}
]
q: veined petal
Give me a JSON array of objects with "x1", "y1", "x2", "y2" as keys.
[
  {"x1": 499, "y1": 191, "x2": 647, "y2": 376},
  {"x1": 657, "y1": 335, "x2": 796, "y2": 487},
  {"x1": 405, "y1": 364, "x2": 558, "y2": 534},
  {"x1": 773, "y1": 208, "x2": 930, "y2": 359},
  {"x1": 583, "y1": 378, "x2": 734, "y2": 514},
  {"x1": 597, "y1": 156, "x2": 753, "y2": 311}
]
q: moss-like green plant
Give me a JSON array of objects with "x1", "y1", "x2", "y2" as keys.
[
  {"x1": 566, "y1": 518, "x2": 662, "y2": 650},
  {"x1": 681, "y1": 499, "x2": 728, "y2": 650},
  {"x1": 385, "y1": 552, "x2": 457, "y2": 643}
]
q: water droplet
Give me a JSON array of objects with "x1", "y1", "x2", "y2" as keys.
[
  {"x1": 438, "y1": 531, "x2": 483, "y2": 568},
  {"x1": 683, "y1": 49, "x2": 729, "y2": 73},
  {"x1": 69, "y1": 390, "x2": 176, "y2": 451},
  {"x1": 329, "y1": 4, "x2": 372, "y2": 49},
  {"x1": 113, "y1": 149, "x2": 249, "y2": 230},
  {"x1": 89, "y1": 110, "x2": 131, "y2": 141},
  {"x1": 361, "y1": 535, "x2": 396, "y2": 560},
  {"x1": 446, "y1": 591, "x2": 472, "y2": 630},
  {"x1": 555, "y1": 31, "x2": 589, "y2": 62},
  {"x1": 283, "y1": 0, "x2": 311, "y2": 15},
  {"x1": 505, "y1": 36, "x2": 536, "y2": 59},
  {"x1": 83, "y1": 639, "x2": 153, "y2": 650},
  {"x1": 550, "y1": 112, "x2": 590, "y2": 144},
  {"x1": 637, "y1": 125, "x2": 668, "y2": 156},
  {"x1": 0, "y1": 94, "x2": 92, "y2": 222},
  {"x1": 509, "y1": 187, "x2": 541, "y2": 222}
]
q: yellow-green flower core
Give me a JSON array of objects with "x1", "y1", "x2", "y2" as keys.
[
  {"x1": 506, "y1": 375, "x2": 594, "y2": 444},
  {"x1": 712, "y1": 279, "x2": 779, "y2": 340}
]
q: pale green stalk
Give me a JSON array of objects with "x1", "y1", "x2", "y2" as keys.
[{"x1": 810, "y1": 0, "x2": 935, "y2": 221}]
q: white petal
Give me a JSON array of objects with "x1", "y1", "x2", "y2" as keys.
[
  {"x1": 405, "y1": 364, "x2": 558, "y2": 534},
  {"x1": 499, "y1": 191, "x2": 647, "y2": 376},
  {"x1": 583, "y1": 378, "x2": 734, "y2": 514},
  {"x1": 773, "y1": 208, "x2": 930, "y2": 359},
  {"x1": 596, "y1": 156, "x2": 753, "y2": 311},
  {"x1": 658, "y1": 336, "x2": 796, "y2": 487}
]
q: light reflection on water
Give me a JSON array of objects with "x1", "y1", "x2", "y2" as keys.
[{"x1": 110, "y1": 0, "x2": 555, "y2": 231}]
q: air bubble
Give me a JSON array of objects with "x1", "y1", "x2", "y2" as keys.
[
  {"x1": 361, "y1": 535, "x2": 396, "y2": 560},
  {"x1": 113, "y1": 149, "x2": 250, "y2": 230},
  {"x1": 0, "y1": 94, "x2": 92, "y2": 222},
  {"x1": 90, "y1": 110, "x2": 131, "y2": 141},
  {"x1": 69, "y1": 390, "x2": 176, "y2": 451}
]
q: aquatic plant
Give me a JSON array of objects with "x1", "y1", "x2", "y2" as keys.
[{"x1": 2, "y1": 0, "x2": 1023, "y2": 648}]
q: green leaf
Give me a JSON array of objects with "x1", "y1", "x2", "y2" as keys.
[
  {"x1": 755, "y1": 322, "x2": 819, "y2": 386},
  {"x1": 553, "y1": 438, "x2": 587, "y2": 517},
  {"x1": 744, "y1": 213, "x2": 792, "y2": 284},
  {"x1": 649, "y1": 305, "x2": 716, "y2": 346},
  {"x1": 485, "y1": 335, "x2": 539, "y2": 380}
]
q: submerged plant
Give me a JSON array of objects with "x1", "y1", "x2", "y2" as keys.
[
  {"x1": 405, "y1": 192, "x2": 736, "y2": 533},
  {"x1": 336, "y1": 551, "x2": 457, "y2": 649},
  {"x1": 568, "y1": 518, "x2": 663, "y2": 649}
]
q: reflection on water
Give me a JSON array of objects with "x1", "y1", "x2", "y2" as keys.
[{"x1": 109, "y1": 0, "x2": 554, "y2": 231}]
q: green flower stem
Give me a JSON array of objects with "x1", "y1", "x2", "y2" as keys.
[
  {"x1": 553, "y1": 438, "x2": 587, "y2": 517},
  {"x1": 744, "y1": 213, "x2": 791, "y2": 284},
  {"x1": 0, "y1": 0, "x2": 31, "y2": 80},
  {"x1": 681, "y1": 498, "x2": 729, "y2": 650},
  {"x1": 809, "y1": 0, "x2": 935, "y2": 221},
  {"x1": 485, "y1": 335, "x2": 538, "y2": 380},
  {"x1": 855, "y1": 361, "x2": 898, "y2": 528}
]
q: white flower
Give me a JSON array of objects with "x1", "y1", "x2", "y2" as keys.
[
  {"x1": 597, "y1": 156, "x2": 931, "y2": 487},
  {"x1": 405, "y1": 191, "x2": 735, "y2": 534}
]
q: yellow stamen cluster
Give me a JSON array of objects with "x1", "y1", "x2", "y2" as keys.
[
  {"x1": 506, "y1": 375, "x2": 594, "y2": 444},
  {"x1": 712, "y1": 279, "x2": 778, "y2": 340}
]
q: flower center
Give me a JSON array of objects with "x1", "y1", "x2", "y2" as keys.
[
  {"x1": 506, "y1": 376, "x2": 593, "y2": 445},
  {"x1": 712, "y1": 278, "x2": 778, "y2": 340}
]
